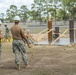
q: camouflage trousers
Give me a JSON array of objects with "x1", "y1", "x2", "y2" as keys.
[{"x1": 12, "y1": 40, "x2": 28, "y2": 65}]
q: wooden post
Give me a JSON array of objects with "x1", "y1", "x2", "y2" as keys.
[
  {"x1": 54, "y1": 27, "x2": 59, "y2": 39},
  {"x1": 51, "y1": 28, "x2": 69, "y2": 45},
  {"x1": 69, "y1": 20, "x2": 74, "y2": 43},
  {"x1": 48, "y1": 20, "x2": 52, "y2": 42}
]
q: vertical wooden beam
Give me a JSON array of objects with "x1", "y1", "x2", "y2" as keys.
[
  {"x1": 69, "y1": 20, "x2": 74, "y2": 43},
  {"x1": 54, "y1": 27, "x2": 59, "y2": 39},
  {"x1": 48, "y1": 20, "x2": 52, "y2": 42}
]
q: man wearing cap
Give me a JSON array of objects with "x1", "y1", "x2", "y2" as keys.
[{"x1": 10, "y1": 16, "x2": 30, "y2": 70}]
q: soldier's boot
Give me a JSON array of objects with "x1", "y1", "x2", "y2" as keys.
[
  {"x1": 25, "y1": 64, "x2": 30, "y2": 69},
  {"x1": 17, "y1": 64, "x2": 20, "y2": 70}
]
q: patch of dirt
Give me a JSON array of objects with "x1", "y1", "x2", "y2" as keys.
[{"x1": 0, "y1": 43, "x2": 76, "y2": 75}]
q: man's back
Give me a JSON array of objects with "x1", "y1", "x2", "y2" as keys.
[{"x1": 10, "y1": 25, "x2": 24, "y2": 40}]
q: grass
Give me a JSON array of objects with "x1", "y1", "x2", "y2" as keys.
[{"x1": 24, "y1": 27, "x2": 46, "y2": 34}]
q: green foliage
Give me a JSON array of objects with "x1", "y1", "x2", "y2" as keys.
[
  {"x1": 0, "y1": 13, "x2": 5, "y2": 22},
  {"x1": 6, "y1": 5, "x2": 18, "y2": 22},
  {"x1": 19, "y1": 5, "x2": 29, "y2": 22},
  {"x1": 6, "y1": 5, "x2": 29, "y2": 22},
  {"x1": 62, "y1": 0, "x2": 76, "y2": 19},
  {"x1": 4, "y1": 0, "x2": 76, "y2": 22}
]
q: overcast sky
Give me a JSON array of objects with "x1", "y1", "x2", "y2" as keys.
[{"x1": 0, "y1": 0, "x2": 34, "y2": 14}]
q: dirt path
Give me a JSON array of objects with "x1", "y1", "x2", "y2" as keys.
[{"x1": 0, "y1": 43, "x2": 76, "y2": 75}]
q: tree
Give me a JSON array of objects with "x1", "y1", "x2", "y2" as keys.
[
  {"x1": 62, "y1": 0, "x2": 76, "y2": 20},
  {"x1": 0, "y1": 13, "x2": 5, "y2": 22},
  {"x1": 19, "y1": 5, "x2": 29, "y2": 22},
  {"x1": 31, "y1": 0, "x2": 44, "y2": 22},
  {"x1": 56, "y1": 9, "x2": 67, "y2": 20},
  {"x1": 6, "y1": 5, "x2": 18, "y2": 22}
]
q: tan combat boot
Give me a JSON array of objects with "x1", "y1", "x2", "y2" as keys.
[
  {"x1": 25, "y1": 64, "x2": 30, "y2": 69},
  {"x1": 17, "y1": 64, "x2": 20, "y2": 70}
]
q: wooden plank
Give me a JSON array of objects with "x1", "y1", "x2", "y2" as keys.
[
  {"x1": 51, "y1": 28, "x2": 69, "y2": 45},
  {"x1": 37, "y1": 29, "x2": 53, "y2": 42},
  {"x1": 37, "y1": 28, "x2": 48, "y2": 34},
  {"x1": 33, "y1": 28, "x2": 48, "y2": 42}
]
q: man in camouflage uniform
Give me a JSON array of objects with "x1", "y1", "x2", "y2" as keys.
[
  {"x1": 10, "y1": 16, "x2": 30, "y2": 70},
  {"x1": 0, "y1": 21, "x2": 3, "y2": 60},
  {"x1": 4, "y1": 24, "x2": 10, "y2": 42},
  {"x1": 26, "y1": 30, "x2": 34, "y2": 44}
]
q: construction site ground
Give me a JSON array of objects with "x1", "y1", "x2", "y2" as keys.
[
  {"x1": 0, "y1": 21, "x2": 76, "y2": 75},
  {"x1": 0, "y1": 43, "x2": 76, "y2": 75}
]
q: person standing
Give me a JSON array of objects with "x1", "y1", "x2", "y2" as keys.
[
  {"x1": 26, "y1": 30, "x2": 34, "y2": 44},
  {"x1": 10, "y1": 16, "x2": 30, "y2": 70},
  {"x1": 4, "y1": 24, "x2": 10, "y2": 42},
  {"x1": 0, "y1": 21, "x2": 3, "y2": 60}
]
